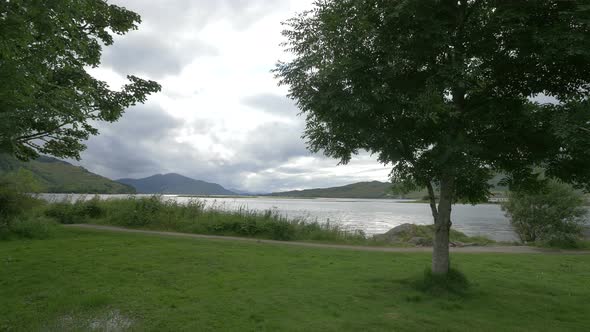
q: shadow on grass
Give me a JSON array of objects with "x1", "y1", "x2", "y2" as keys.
[
  {"x1": 415, "y1": 267, "x2": 470, "y2": 295},
  {"x1": 393, "y1": 267, "x2": 471, "y2": 302}
]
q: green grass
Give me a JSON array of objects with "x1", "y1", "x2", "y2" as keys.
[{"x1": 1, "y1": 228, "x2": 589, "y2": 331}]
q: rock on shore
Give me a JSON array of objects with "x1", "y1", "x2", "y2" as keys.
[{"x1": 373, "y1": 223, "x2": 490, "y2": 247}]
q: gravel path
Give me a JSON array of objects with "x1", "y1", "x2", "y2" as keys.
[{"x1": 65, "y1": 224, "x2": 590, "y2": 255}]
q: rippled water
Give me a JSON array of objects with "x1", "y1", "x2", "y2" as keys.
[{"x1": 42, "y1": 194, "x2": 518, "y2": 242}]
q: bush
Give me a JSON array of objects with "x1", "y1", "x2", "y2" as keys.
[
  {"x1": 0, "y1": 186, "x2": 43, "y2": 221},
  {"x1": 6, "y1": 216, "x2": 56, "y2": 239},
  {"x1": 0, "y1": 214, "x2": 57, "y2": 240},
  {"x1": 0, "y1": 171, "x2": 53, "y2": 240},
  {"x1": 502, "y1": 180, "x2": 587, "y2": 247},
  {"x1": 44, "y1": 196, "x2": 105, "y2": 224}
]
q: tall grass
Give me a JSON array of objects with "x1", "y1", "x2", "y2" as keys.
[
  {"x1": 0, "y1": 215, "x2": 57, "y2": 240},
  {"x1": 0, "y1": 186, "x2": 57, "y2": 240},
  {"x1": 43, "y1": 196, "x2": 368, "y2": 244}
]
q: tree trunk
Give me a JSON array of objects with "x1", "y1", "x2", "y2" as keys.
[{"x1": 432, "y1": 176, "x2": 455, "y2": 275}]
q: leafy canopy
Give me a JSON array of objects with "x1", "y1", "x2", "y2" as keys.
[
  {"x1": 0, "y1": 0, "x2": 161, "y2": 160},
  {"x1": 502, "y1": 180, "x2": 587, "y2": 246},
  {"x1": 275, "y1": 0, "x2": 590, "y2": 203}
]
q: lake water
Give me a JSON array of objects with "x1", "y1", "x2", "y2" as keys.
[{"x1": 41, "y1": 194, "x2": 518, "y2": 242}]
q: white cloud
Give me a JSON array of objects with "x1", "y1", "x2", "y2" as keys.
[{"x1": 76, "y1": 0, "x2": 392, "y2": 192}]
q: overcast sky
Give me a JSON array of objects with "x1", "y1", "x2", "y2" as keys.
[{"x1": 76, "y1": 0, "x2": 391, "y2": 193}]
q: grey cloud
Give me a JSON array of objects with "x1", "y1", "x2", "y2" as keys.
[
  {"x1": 101, "y1": 0, "x2": 286, "y2": 77},
  {"x1": 245, "y1": 157, "x2": 391, "y2": 192},
  {"x1": 243, "y1": 169, "x2": 384, "y2": 193},
  {"x1": 77, "y1": 111, "x2": 315, "y2": 190},
  {"x1": 116, "y1": 0, "x2": 286, "y2": 31},
  {"x1": 99, "y1": 104, "x2": 183, "y2": 138},
  {"x1": 101, "y1": 34, "x2": 216, "y2": 78},
  {"x1": 242, "y1": 93, "x2": 298, "y2": 115},
  {"x1": 238, "y1": 121, "x2": 308, "y2": 163},
  {"x1": 531, "y1": 94, "x2": 559, "y2": 105},
  {"x1": 72, "y1": 1, "x2": 391, "y2": 192},
  {"x1": 79, "y1": 104, "x2": 184, "y2": 179},
  {"x1": 76, "y1": 105, "x2": 388, "y2": 192},
  {"x1": 75, "y1": 104, "x2": 383, "y2": 192},
  {"x1": 82, "y1": 136, "x2": 161, "y2": 177}
]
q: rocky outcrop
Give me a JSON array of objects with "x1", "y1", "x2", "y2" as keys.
[
  {"x1": 408, "y1": 236, "x2": 432, "y2": 246},
  {"x1": 373, "y1": 223, "x2": 488, "y2": 247},
  {"x1": 372, "y1": 223, "x2": 416, "y2": 243}
]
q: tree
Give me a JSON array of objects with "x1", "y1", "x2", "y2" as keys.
[
  {"x1": 502, "y1": 180, "x2": 587, "y2": 247},
  {"x1": 0, "y1": 0, "x2": 161, "y2": 160},
  {"x1": 275, "y1": 0, "x2": 590, "y2": 274}
]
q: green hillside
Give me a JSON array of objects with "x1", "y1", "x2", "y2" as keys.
[
  {"x1": 0, "y1": 154, "x2": 135, "y2": 194},
  {"x1": 269, "y1": 181, "x2": 395, "y2": 199},
  {"x1": 269, "y1": 176, "x2": 510, "y2": 200}
]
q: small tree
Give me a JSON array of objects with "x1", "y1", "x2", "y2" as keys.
[
  {"x1": 0, "y1": 0, "x2": 161, "y2": 160},
  {"x1": 275, "y1": 1, "x2": 590, "y2": 274},
  {"x1": 502, "y1": 181, "x2": 587, "y2": 247},
  {"x1": 0, "y1": 169, "x2": 44, "y2": 223}
]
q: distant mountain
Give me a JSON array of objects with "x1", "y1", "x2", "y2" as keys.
[
  {"x1": 229, "y1": 188, "x2": 265, "y2": 196},
  {"x1": 0, "y1": 154, "x2": 135, "y2": 194},
  {"x1": 117, "y1": 173, "x2": 236, "y2": 195},
  {"x1": 269, "y1": 181, "x2": 394, "y2": 199}
]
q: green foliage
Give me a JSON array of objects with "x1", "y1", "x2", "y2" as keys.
[
  {"x1": 0, "y1": 169, "x2": 43, "y2": 228},
  {"x1": 0, "y1": 166, "x2": 54, "y2": 240},
  {"x1": 44, "y1": 196, "x2": 104, "y2": 224},
  {"x1": 0, "y1": 0, "x2": 161, "y2": 160},
  {"x1": 275, "y1": 0, "x2": 590, "y2": 210},
  {"x1": 0, "y1": 167, "x2": 45, "y2": 193},
  {"x1": 43, "y1": 196, "x2": 368, "y2": 243},
  {"x1": 502, "y1": 181, "x2": 588, "y2": 247},
  {"x1": 275, "y1": 0, "x2": 590, "y2": 273},
  {"x1": 0, "y1": 183, "x2": 43, "y2": 223},
  {"x1": 0, "y1": 215, "x2": 57, "y2": 240}
]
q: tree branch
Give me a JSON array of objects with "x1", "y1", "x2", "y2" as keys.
[{"x1": 16, "y1": 121, "x2": 73, "y2": 142}]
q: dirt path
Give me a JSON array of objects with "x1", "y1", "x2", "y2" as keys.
[{"x1": 65, "y1": 224, "x2": 590, "y2": 255}]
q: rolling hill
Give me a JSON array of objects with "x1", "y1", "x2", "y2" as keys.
[
  {"x1": 268, "y1": 181, "x2": 395, "y2": 199},
  {"x1": 0, "y1": 154, "x2": 136, "y2": 194},
  {"x1": 117, "y1": 173, "x2": 236, "y2": 195},
  {"x1": 269, "y1": 176, "x2": 510, "y2": 200}
]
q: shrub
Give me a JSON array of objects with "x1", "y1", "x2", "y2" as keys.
[
  {"x1": 80, "y1": 196, "x2": 104, "y2": 218},
  {"x1": 7, "y1": 216, "x2": 56, "y2": 239},
  {"x1": 0, "y1": 185, "x2": 44, "y2": 221},
  {"x1": 502, "y1": 180, "x2": 587, "y2": 247},
  {"x1": 268, "y1": 220, "x2": 296, "y2": 241},
  {"x1": 44, "y1": 202, "x2": 77, "y2": 224},
  {"x1": 44, "y1": 196, "x2": 105, "y2": 224},
  {"x1": 0, "y1": 170, "x2": 52, "y2": 240},
  {"x1": 0, "y1": 214, "x2": 57, "y2": 240}
]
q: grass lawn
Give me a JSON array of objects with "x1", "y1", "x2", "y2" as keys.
[{"x1": 1, "y1": 227, "x2": 589, "y2": 331}]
